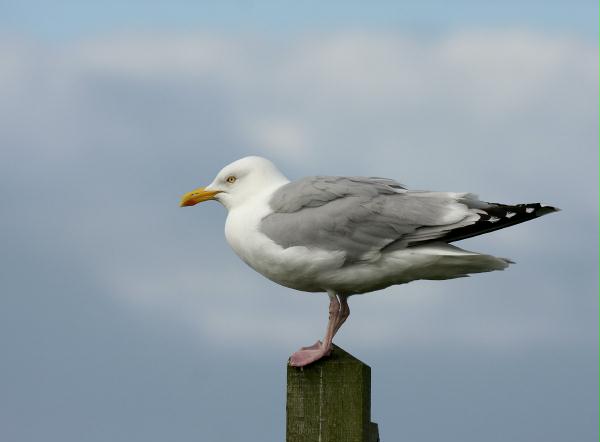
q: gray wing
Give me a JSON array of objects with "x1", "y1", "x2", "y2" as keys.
[{"x1": 260, "y1": 176, "x2": 558, "y2": 264}]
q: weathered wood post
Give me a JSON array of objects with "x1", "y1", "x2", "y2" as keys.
[{"x1": 286, "y1": 345, "x2": 380, "y2": 442}]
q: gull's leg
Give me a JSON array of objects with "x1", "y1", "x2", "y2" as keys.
[
  {"x1": 300, "y1": 341, "x2": 322, "y2": 351},
  {"x1": 296, "y1": 294, "x2": 350, "y2": 348},
  {"x1": 332, "y1": 294, "x2": 350, "y2": 336},
  {"x1": 321, "y1": 292, "x2": 341, "y2": 351},
  {"x1": 289, "y1": 292, "x2": 341, "y2": 367}
]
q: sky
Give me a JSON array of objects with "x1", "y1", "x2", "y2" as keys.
[{"x1": 0, "y1": 2, "x2": 598, "y2": 442}]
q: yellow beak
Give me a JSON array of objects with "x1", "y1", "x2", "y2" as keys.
[{"x1": 179, "y1": 187, "x2": 221, "y2": 207}]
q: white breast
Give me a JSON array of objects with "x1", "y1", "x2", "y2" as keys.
[{"x1": 224, "y1": 190, "x2": 345, "y2": 292}]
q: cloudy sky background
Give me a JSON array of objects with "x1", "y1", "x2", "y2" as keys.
[{"x1": 1, "y1": 1, "x2": 598, "y2": 441}]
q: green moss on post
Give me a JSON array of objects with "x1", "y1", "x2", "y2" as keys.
[{"x1": 286, "y1": 345, "x2": 380, "y2": 442}]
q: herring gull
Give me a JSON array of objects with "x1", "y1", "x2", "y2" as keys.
[{"x1": 180, "y1": 156, "x2": 558, "y2": 366}]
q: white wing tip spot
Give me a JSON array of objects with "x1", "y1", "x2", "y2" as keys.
[
  {"x1": 505, "y1": 211, "x2": 516, "y2": 218},
  {"x1": 488, "y1": 216, "x2": 500, "y2": 222},
  {"x1": 525, "y1": 207, "x2": 535, "y2": 214}
]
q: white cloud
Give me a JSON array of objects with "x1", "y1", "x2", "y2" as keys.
[
  {"x1": 73, "y1": 32, "x2": 246, "y2": 78},
  {"x1": 243, "y1": 116, "x2": 312, "y2": 159}
]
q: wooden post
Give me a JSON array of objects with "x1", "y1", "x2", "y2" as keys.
[{"x1": 286, "y1": 345, "x2": 380, "y2": 442}]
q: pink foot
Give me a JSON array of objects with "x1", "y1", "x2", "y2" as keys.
[{"x1": 289, "y1": 343, "x2": 332, "y2": 367}]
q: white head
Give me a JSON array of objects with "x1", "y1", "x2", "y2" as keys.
[{"x1": 180, "y1": 156, "x2": 289, "y2": 210}]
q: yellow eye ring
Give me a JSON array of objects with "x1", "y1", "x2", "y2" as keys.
[{"x1": 226, "y1": 176, "x2": 237, "y2": 184}]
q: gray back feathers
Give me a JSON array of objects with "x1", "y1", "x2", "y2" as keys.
[{"x1": 261, "y1": 177, "x2": 471, "y2": 263}]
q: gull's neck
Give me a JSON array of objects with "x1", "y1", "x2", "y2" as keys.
[
  {"x1": 247, "y1": 178, "x2": 290, "y2": 208},
  {"x1": 224, "y1": 178, "x2": 289, "y2": 259},
  {"x1": 223, "y1": 177, "x2": 290, "y2": 212}
]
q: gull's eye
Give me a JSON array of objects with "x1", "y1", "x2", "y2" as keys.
[{"x1": 226, "y1": 176, "x2": 237, "y2": 184}]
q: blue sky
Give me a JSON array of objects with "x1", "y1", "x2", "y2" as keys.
[
  {"x1": 0, "y1": 2, "x2": 598, "y2": 442},
  {"x1": 2, "y1": 0, "x2": 599, "y2": 40}
]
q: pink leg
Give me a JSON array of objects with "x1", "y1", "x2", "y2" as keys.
[
  {"x1": 289, "y1": 292, "x2": 350, "y2": 367},
  {"x1": 300, "y1": 341, "x2": 322, "y2": 351},
  {"x1": 333, "y1": 295, "x2": 350, "y2": 336}
]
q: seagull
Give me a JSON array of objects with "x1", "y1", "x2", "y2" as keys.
[{"x1": 180, "y1": 156, "x2": 558, "y2": 367}]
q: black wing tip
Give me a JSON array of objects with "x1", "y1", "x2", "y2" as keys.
[
  {"x1": 538, "y1": 204, "x2": 560, "y2": 215},
  {"x1": 479, "y1": 202, "x2": 560, "y2": 222},
  {"x1": 526, "y1": 203, "x2": 560, "y2": 217},
  {"x1": 437, "y1": 201, "x2": 559, "y2": 244}
]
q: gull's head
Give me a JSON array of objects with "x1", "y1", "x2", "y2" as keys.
[{"x1": 179, "y1": 156, "x2": 289, "y2": 210}]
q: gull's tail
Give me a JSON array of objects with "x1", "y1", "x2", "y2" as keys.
[{"x1": 400, "y1": 242, "x2": 512, "y2": 283}]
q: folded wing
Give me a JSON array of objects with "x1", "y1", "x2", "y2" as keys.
[{"x1": 260, "y1": 176, "x2": 558, "y2": 265}]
